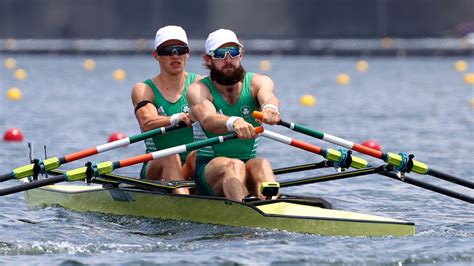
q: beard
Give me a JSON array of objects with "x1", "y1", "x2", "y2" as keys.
[{"x1": 210, "y1": 63, "x2": 246, "y2": 86}]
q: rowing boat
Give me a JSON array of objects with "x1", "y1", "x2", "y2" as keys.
[
  {"x1": 23, "y1": 171, "x2": 415, "y2": 237},
  {"x1": 4, "y1": 122, "x2": 469, "y2": 237}
]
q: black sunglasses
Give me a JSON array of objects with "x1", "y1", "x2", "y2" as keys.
[{"x1": 156, "y1": 45, "x2": 189, "y2": 56}]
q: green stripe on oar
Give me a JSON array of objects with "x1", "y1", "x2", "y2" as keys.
[
  {"x1": 254, "y1": 111, "x2": 472, "y2": 189},
  {"x1": 0, "y1": 123, "x2": 187, "y2": 182},
  {"x1": 0, "y1": 127, "x2": 263, "y2": 196}
]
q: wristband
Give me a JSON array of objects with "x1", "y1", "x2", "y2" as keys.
[
  {"x1": 262, "y1": 104, "x2": 279, "y2": 113},
  {"x1": 170, "y1": 113, "x2": 184, "y2": 126},
  {"x1": 226, "y1": 116, "x2": 242, "y2": 132}
]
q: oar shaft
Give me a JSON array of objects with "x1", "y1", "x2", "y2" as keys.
[
  {"x1": 0, "y1": 129, "x2": 247, "y2": 195},
  {"x1": 261, "y1": 130, "x2": 370, "y2": 169},
  {"x1": 381, "y1": 172, "x2": 474, "y2": 204},
  {"x1": 0, "y1": 175, "x2": 66, "y2": 196},
  {"x1": 115, "y1": 133, "x2": 238, "y2": 169},
  {"x1": 278, "y1": 119, "x2": 384, "y2": 158},
  {"x1": 0, "y1": 173, "x2": 13, "y2": 182},
  {"x1": 273, "y1": 161, "x2": 332, "y2": 175},
  {"x1": 281, "y1": 166, "x2": 383, "y2": 188},
  {"x1": 255, "y1": 112, "x2": 471, "y2": 191},
  {"x1": 428, "y1": 169, "x2": 474, "y2": 189},
  {"x1": 1, "y1": 123, "x2": 187, "y2": 182},
  {"x1": 62, "y1": 123, "x2": 186, "y2": 163}
]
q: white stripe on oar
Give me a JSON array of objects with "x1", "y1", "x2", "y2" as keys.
[
  {"x1": 96, "y1": 138, "x2": 132, "y2": 153},
  {"x1": 151, "y1": 145, "x2": 187, "y2": 159},
  {"x1": 261, "y1": 130, "x2": 292, "y2": 144},
  {"x1": 323, "y1": 134, "x2": 354, "y2": 149}
]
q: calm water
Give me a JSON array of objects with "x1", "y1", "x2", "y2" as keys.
[{"x1": 0, "y1": 54, "x2": 473, "y2": 265}]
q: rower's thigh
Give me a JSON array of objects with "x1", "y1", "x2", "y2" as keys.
[
  {"x1": 146, "y1": 154, "x2": 182, "y2": 180},
  {"x1": 182, "y1": 150, "x2": 197, "y2": 180},
  {"x1": 205, "y1": 157, "x2": 246, "y2": 192}
]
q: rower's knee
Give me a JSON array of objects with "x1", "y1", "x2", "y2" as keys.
[
  {"x1": 246, "y1": 157, "x2": 271, "y2": 170},
  {"x1": 222, "y1": 158, "x2": 246, "y2": 176}
]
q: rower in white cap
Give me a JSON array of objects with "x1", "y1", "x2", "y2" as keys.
[
  {"x1": 131, "y1": 25, "x2": 201, "y2": 194},
  {"x1": 187, "y1": 29, "x2": 281, "y2": 201}
]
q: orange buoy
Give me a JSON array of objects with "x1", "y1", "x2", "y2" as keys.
[
  {"x1": 3, "y1": 128, "x2": 24, "y2": 142},
  {"x1": 108, "y1": 132, "x2": 127, "y2": 143},
  {"x1": 361, "y1": 140, "x2": 381, "y2": 151}
]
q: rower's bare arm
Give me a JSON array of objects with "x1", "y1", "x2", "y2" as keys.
[
  {"x1": 253, "y1": 74, "x2": 280, "y2": 125},
  {"x1": 187, "y1": 82, "x2": 233, "y2": 134},
  {"x1": 131, "y1": 83, "x2": 174, "y2": 131}
]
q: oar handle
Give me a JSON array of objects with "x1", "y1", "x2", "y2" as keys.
[
  {"x1": 0, "y1": 175, "x2": 66, "y2": 196},
  {"x1": 252, "y1": 111, "x2": 271, "y2": 122}
]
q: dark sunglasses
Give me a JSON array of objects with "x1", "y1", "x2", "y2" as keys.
[
  {"x1": 156, "y1": 45, "x2": 189, "y2": 56},
  {"x1": 208, "y1": 46, "x2": 242, "y2": 59}
]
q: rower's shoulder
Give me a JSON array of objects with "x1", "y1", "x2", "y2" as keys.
[
  {"x1": 131, "y1": 80, "x2": 155, "y2": 103},
  {"x1": 250, "y1": 73, "x2": 275, "y2": 89},
  {"x1": 251, "y1": 73, "x2": 273, "y2": 83},
  {"x1": 186, "y1": 78, "x2": 211, "y2": 102},
  {"x1": 132, "y1": 79, "x2": 153, "y2": 91}
]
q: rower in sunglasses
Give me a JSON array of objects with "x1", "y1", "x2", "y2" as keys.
[
  {"x1": 131, "y1": 25, "x2": 201, "y2": 194},
  {"x1": 186, "y1": 29, "x2": 281, "y2": 201}
]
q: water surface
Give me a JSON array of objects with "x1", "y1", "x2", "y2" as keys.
[{"x1": 0, "y1": 54, "x2": 473, "y2": 264}]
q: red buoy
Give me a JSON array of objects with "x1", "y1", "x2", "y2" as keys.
[
  {"x1": 361, "y1": 139, "x2": 381, "y2": 151},
  {"x1": 108, "y1": 132, "x2": 127, "y2": 143},
  {"x1": 3, "y1": 128, "x2": 24, "y2": 142}
]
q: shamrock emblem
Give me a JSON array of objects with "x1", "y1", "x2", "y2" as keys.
[{"x1": 182, "y1": 105, "x2": 190, "y2": 113}]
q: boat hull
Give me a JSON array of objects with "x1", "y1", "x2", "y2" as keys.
[{"x1": 24, "y1": 183, "x2": 415, "y2": 237}]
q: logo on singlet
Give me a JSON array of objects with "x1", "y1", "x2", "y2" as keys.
[
  {"x1": 158, "y1": 106, "x2": 167, "y2": 116},
  {"x1": 241, "y1": 106, "x2": 251, "y2": 120},
  {"x1": 182, "y1": 104, "x2": 190, "y2": 113}
]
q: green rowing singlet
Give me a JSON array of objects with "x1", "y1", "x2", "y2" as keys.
[
  {"x1": 143, "y1": 72, "x2": 197, "y2": 161},
  {"x1": 193, "y1": 72, "x2": 260, "y2": 160}
]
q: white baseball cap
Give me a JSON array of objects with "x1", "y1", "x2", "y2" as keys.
[
  {"x1": 154, "y1": 25, "x2": 188, "y2": 49},
  {"x1": 205, "y1": 29, "x2": 243, "y2": 54}
]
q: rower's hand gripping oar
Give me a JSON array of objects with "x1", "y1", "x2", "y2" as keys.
[
  {"x1": 0, "y1": 127, "x2": 264, "y2": 196},
  {"x1": 0, "y1": 122, "x2": 187, "y2": 182},
  {"x1": 260, "y1": 127, "x2": 473, "y2": 204},
  {"x1": 253, "y1": 111, "x2": 473, "y2": 189}
]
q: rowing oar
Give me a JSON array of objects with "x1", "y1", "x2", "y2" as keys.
[
  {"x1": 254, "y1": 111, "x2": 473, "y2": 189},
  {"x1": 261, "y1": 128, "x2": 473, "y2": 204},
  {"x1": 0, "y1": 123, "x2": 187, "y2": 182},
  {"x1": 273, "y1": 161, "x2": 334, "y2": 175},
  {"x1": 261, "y1": 129, "x2": 370, "y2": 170},
  {"x1": 0, "y1": 127, "x2": 263, "y2": 196}
]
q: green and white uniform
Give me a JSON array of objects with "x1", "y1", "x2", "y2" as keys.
[
  {"x1": 193, "y1": 72, "x2": 260, "y2": 195},
  {"x1": 140, "y1": 73, "x2": 197, "y2": 179}
]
